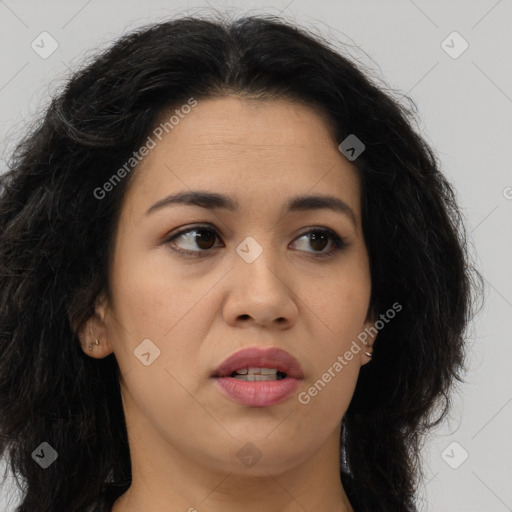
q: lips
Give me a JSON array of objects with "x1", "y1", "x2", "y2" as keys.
[
  {"x1": 212, "y1": 346, "x2": 304, "y2": 407},
  {"x1": 212, "y1": 347, "x2": 304, "y2": 379}
]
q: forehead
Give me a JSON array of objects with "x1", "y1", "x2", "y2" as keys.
[{"x1": 123, "y1": 96, "x2": 361, "y2": 217}]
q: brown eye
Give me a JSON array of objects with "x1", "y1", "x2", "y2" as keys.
[
  {"x1": 308, "y1": 231, "x2": 329, "y2": 252},
  {"x1": 292, "y1": 229, "x2": 347, "y2": 258},
  {"x1": 167, "y1": 226, "x2": 220, "y2": 254},
  {"x1": 165, "y1": 225, "x2": 347, "y2": 259},
  {"x1": 192, "y1": 228, "x2": 217, "y2": 250}
]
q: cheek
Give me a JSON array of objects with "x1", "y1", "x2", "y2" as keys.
[
  {"x1": 294, "y1": 259, "x2": 370, "y2": 397},
  {"x1": 120, "y1": 364, "x2": 212, "y2": 446},
  {"x1": 106, "y1": 254, "x2": 221, "y2": 382},
  {"x1": 107, "y1": 241, "x2": 199, "y2": 339},
  {"x1": 300, "y1": 265, "x2": 371, "y2": 341},
  {"x1": 292, "y1": 356, "x2": 360, "y2": 451}
]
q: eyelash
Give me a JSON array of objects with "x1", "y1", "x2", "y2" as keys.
[{"x1": 164, "y1": 224, "x2": 348, "y2": 259}]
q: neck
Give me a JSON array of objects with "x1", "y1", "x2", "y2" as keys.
[{"x1": 112, "y1": 389, "x2": 354, "y2": 512}]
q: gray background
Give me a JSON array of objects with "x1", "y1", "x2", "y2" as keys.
[{"x1": 1, "y1": 1, "x2": 511, "y2": 511}]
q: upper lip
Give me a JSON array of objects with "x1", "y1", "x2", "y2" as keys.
[{"x1": 212, "y1": 347, "x2": 304, "y2": 379}]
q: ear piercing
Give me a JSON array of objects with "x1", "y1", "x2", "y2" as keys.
[
  {"x1": 360, "y1": 338, "x2": 373, "y2": 358},
  {"x1": 88, "y1": 338, "x2": 99, "y2": 351}
]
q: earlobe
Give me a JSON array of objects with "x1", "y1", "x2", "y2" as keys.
[
  {"x1": 76, "y1": 293, "x2": 114, "y2": 359},
  {"x1": 87, "y1": 338, "x2": 100, "y2": 351},
  {"x1": 360, "y1": 310, "x2": 378, "y2": 363}
]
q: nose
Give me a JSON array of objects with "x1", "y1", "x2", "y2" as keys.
[{"x1": 222, "y1": 243, "x2": 298, "y2": 329}]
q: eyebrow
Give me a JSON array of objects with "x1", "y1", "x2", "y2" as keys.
[{"x1": 145, "y1": 190, "x2": 357, "y2": 227}]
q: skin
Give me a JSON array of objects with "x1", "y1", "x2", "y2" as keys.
[{"x1": 80, "y1": 96, "x2": 378, "y2": 512}]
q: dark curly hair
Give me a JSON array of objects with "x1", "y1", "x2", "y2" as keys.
[{"x1": 0, "y1": 13, "x2": 483, "y2": 512}]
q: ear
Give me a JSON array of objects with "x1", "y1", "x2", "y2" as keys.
[
  {"x1": 76, "y1": 292, "x2": 115, "y2": 359},
  {"x1": 359, "y1": 307, "x2": 379, "y2": 365}
]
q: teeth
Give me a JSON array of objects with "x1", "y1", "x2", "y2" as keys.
[
  {"x1": 234, "y1": 367, "x2": 278, "y2": 375},
  {"x1": 254, "y1": 367, "x2": 278, "y2": 375},
  {"x1": 234, "y1": 374, "x2": 277, "y2": 381},
  {"x1": 231, "y1": 367, "x2": 285, "y2": 381}
]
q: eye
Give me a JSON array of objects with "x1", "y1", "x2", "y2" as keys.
[
  {"x1": 164, "y1": 224, "x2": 347, "y2": 259},
  {"x1": 292, "y1": 228, "x2": 348, "y2": 258},
  {"x1": 165, "y1": 225, "x2": 222, "y2": 257}
]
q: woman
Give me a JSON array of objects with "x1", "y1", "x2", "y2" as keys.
[{"x1": 0, "y1": 14, "x2": 482, "y2": 512}]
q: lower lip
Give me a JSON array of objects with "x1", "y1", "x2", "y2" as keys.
[{"x1": 214, "y1": 376, "x2": 301, "y2": 407}]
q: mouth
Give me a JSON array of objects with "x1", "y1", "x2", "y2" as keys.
[
  {"x1": 212, "y1": 346, "x2": 304, "y2": 379},
  {"x1": 211, "y1": 346, "x2": 304, "y2": 407}
]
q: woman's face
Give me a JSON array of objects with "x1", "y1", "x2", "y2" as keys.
[{"x1": 87, "y1": 96, "x2": 376, "y2": 477}]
